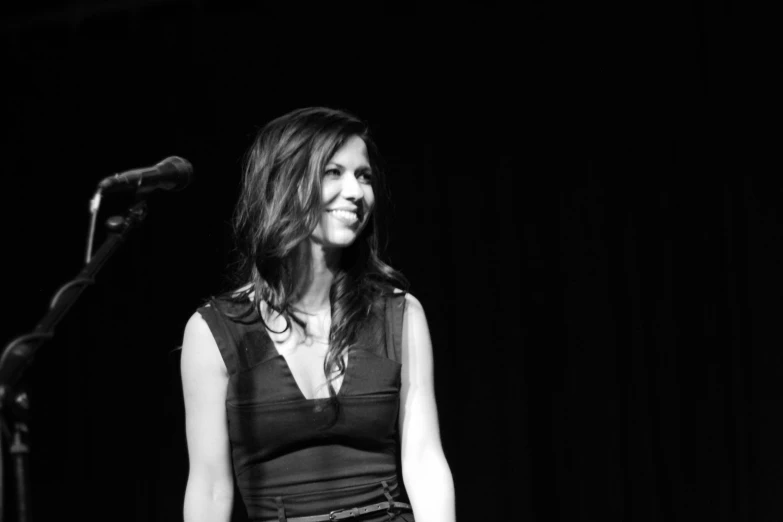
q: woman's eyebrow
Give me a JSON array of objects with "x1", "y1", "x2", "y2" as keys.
[{"x1": 326, "y1": 162, "x2": 372, "y2": 170}]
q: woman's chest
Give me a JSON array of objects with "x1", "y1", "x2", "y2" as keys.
[{"x1": 277, "y1": 341, "x2": 347, "y2": 400}]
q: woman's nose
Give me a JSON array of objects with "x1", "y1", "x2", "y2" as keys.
[{"x1": 339, "y1": 171, "x2": 363, "y2": 199}]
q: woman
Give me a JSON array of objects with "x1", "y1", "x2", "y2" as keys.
[{"x1": 180, "y1": 107, "x2": 455, "y2": 522}]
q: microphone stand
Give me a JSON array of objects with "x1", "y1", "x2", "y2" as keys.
[{"x1": 0, "y1": 198, "x2": 149, "y2": 522}]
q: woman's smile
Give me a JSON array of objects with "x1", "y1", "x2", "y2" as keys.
[{"x1": 327, "y1": 208, "x2": 360, "y2": 225}]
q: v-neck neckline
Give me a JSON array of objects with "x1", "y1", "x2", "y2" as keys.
[
  {"x1": 275, "y1": 352, "x2": 350, "y2": 402},
  {"x1": 254, "y1": 301, "x2": 348, "y2": 401}
]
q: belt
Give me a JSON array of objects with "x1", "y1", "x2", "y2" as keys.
[{"x1": 283, "y1": 501, "x2": 412, "y2": 522}]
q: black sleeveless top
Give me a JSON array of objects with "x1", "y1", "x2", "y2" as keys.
[{"x1": 197, "y1": 293, "x2": 409, "y2": 521}]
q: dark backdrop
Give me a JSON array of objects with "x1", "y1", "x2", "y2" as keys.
[{"x1": 2, "y1": 2, "x2": 782, "y2": 521}]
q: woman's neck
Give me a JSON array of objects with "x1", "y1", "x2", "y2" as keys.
[{"x1": 293, "y1": 240, "x2": 340, "y2": 314}]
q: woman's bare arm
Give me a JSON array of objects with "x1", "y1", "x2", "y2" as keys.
[
  {"x1": 181, "y1": 311, "x2": 234, "y2": 522},
  {"x1": 399, "y1": 294, "x2": 456, "y2": 522}
]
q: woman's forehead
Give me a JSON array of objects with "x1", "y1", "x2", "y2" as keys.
[{"x1": 327, "y1": 136, "x2": 369, "y2": 166}]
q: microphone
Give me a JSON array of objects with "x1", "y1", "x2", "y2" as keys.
[{"x1": 98, "y1": 156, "x2": 193, "y2": 194}]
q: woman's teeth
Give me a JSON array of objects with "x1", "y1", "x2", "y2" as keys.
[{"x1": 328, "y1": 209, "x2": 358, "y2": 224}]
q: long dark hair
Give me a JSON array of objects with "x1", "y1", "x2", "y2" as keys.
[{"x1": 217, "y1": 106, "x2": 407, "y2": 406}]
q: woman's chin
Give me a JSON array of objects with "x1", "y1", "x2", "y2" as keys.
[
  {"x1": 325, "y1": 238, "x2": 358, "y2": 249},
  {"x1": 311, "y1": 233, "x2": 359, "y2": 250}
]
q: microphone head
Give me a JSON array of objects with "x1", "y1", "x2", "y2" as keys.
[
  {"x1": 151, "y1": 156, "x2": 193, "y2": 193},
  {"x1": 98, "y1": 156, "x2": 194, "y2": 193}
]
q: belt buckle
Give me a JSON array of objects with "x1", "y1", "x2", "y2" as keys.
[{"x1": 328, "y1": 508, "x2": 346, "y2": 521}]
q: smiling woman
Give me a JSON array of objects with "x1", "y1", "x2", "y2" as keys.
[
  {"x1": 312, "y1": 135, "x2": 376, "y2": 248},
  {"x1": 180, "y1": 107, "x2": 455, "y2": 522}
]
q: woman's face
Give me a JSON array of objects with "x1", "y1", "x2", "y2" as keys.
[{"x1": 310, "y1": 135, "x2": 375, "y2": 248}]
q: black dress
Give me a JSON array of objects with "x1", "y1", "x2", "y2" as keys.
[{"x1": 197, "y1": 293, "x2": 415, "y2": 522}]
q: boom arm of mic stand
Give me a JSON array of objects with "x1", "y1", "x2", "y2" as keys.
[{"x1": 0, "y1": 200, "x2": 148, "y2": 398}]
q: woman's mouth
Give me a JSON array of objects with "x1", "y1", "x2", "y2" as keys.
[{"x1": 327, "y1": 209, "x2": 360, "y2": 225}]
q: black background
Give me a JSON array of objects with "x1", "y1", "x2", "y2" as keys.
[{"x1": 2, "y1": 2, "x2": 782, "y2": 521}]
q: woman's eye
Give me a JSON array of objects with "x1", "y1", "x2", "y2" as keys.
[
  {"x1": 358, "y1": 170, "x2": 373, "y2": 182},
  {"x1": 324, "y1": 168, "x2": 340, "y2": 177}
]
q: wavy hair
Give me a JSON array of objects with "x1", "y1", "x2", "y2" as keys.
[{"x1": 217, "y1": 107, "x2": 407, "y2": 410}]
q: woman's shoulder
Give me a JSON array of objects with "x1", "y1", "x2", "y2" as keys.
[
  {"x1": 389, "y1": 287, "x2": 421, "y2": 311},
  {"x1": 402, "y1": 291, "x2": 422, "y2": 310},
  {"x1": 381, "y1": 289, "x2": 425, "y2": 333},
  {"x1": 184, "y1": 308, "x2": 211, "y2": 334},
  {"x1": 181, "y1": 311, "x2": 222, "y2": 363},
  {"x1": 181, "y1": 310, "x2": 229, "y2": 381},
  {"x1": 375, "y1": 288, "x2": 425, "y2": 328},
  {"x1": 368, "y1": 286, "x2": 406, "y2": 311},
  {"x1": 372, "y1": 287, "x2": 422, "y2": 316}
]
